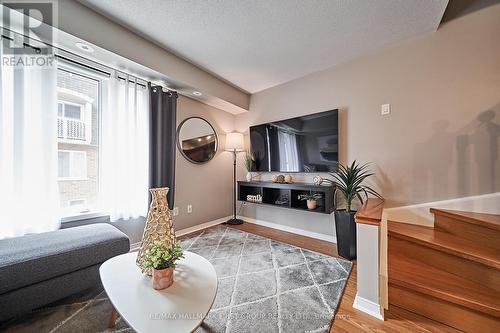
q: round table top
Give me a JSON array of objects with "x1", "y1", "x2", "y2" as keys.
[{"x1": 99, "y1": 251, "x2": 217, "y2": 333}]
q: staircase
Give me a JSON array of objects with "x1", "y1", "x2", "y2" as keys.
[{"x1": 388, "y1": 209, "x2": 500, "y2": 333}]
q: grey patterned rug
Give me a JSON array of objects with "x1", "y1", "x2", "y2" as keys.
[{"x1": 0, "y1": 225, "x2": 351, "y2": 333}]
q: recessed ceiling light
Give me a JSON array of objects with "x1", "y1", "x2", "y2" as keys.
[
  {"x1": 192, "y1": 91, "x2": 202, "y2": 96},
  {"x1": 75, "y1": 42, "x2": 94, "y2": 53}
]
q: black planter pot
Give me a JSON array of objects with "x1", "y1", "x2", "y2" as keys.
[{"x1": 334, "y1": 210, "x2": 357, "y2": 260}]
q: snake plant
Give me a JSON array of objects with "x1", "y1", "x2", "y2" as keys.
[{"x1": 327, "y1": 161, "x2": 383, "y2": 212}]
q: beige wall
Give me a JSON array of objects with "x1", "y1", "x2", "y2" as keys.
[
  {"x1": 173, "y1": 96, "x2": 235, "y2": 230},
  {"x1": 61, "y1": 2, "x2": 500, "y2": 240},
  {"x1": 236, "y1": 4, "x2": 500, "y2": 209},
  {"x1": 62, "y1": 96, "x2": 235, "y2": 243}
]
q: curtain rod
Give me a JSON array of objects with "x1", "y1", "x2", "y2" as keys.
[
  {"x1": 1, "y1": 33, "x2": 146, "y2": 86},
  {"x1": 56, "y1": 53, "x2": 147, "y2": 89},
  {"x1": 1, "y1": 32, "x2": 175, "y2": 92}
]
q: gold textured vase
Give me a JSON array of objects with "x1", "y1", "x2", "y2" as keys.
[{"x1": 136, "y1": 187, "x2": 177, "y2": 273}]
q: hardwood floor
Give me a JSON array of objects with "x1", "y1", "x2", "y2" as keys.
[{"x1": 227, "y1": 222, "x2": 461, "y2": 333}]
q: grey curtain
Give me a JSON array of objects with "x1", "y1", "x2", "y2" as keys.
[{"x1": 149, "y1": 84, "x2": 178, "y2": 209}]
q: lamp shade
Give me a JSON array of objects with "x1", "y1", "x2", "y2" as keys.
[{"x1": 225, "y1": 132, "x2": 244, "y2": 151}]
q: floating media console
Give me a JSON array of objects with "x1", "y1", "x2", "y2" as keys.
[{"x1": 237, "y1": 181, "x2": 335, "y2": 214}]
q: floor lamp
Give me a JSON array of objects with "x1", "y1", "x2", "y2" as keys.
[{"x1": 225, "y1": 132, "x2": 244, "y2": 225}]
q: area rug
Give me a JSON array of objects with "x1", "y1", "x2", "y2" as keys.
[{"x1": 0, "y1": 225, "x2": 351, "y2": 333}]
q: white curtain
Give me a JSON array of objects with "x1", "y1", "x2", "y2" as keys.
[
  {"x1": 0, "y1": 43, "x2": 60, "y2": 238},
  {"x1": 278, "y1": 130, "x2": 300, "y2": 172},
  {"x1": 100, "y1": 74, "x2": 149, "y2": 221}
]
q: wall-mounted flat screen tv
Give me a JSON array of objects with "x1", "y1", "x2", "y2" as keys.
[{"x1": 249, "y1": 109, "x2": 339, "y2": 173}]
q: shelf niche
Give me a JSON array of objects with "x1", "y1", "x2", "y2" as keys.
[{"x1": 238, "y1": 181, "x2": 335, "y2": 214}]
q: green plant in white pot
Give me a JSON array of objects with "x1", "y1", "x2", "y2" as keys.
[
  {"x1": 141, "y1": 241, "x2": 184, "y2": 290},
  {"x1": 244, "y1": 150, "x2": 254, "y2": 181},
  {"x1": 328, "y1": 161, "x2": 383, "y2": 260}
]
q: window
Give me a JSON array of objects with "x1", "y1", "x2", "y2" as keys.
[
  {"x1": 277, "y1": 130, "x2": 300, "y2": 172},
  {"x1": 68, "y1": 199, "x2": 87, "y2": 207},
  {"x1": 58, "y1": 150, "x2": 87, "y2": 179},
  {"x1": 57, "y1": 65, "x2": 101, "y2": 217},
  {"x1": 57, "y1": 99, "x2": 90, "y2": 142},
  {"x1": 58, "y1": 102, "x2": 83, "y2": 120}
]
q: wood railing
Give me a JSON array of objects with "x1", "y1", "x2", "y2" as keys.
[{"x1": 355, "y1": 198, "x2": 385, "y2": 226}]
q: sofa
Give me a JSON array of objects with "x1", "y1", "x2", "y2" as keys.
[{"x1": 0, "y1": 223, "x2": 130, "y2": 322}]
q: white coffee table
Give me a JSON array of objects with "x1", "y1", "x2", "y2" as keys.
[{"x1": 99, "y1": 251, "x2": 217, "y2": 333}]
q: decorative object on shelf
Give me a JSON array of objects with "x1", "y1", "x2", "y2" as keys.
[
  {"x1": 177, "y1": 117, "x2": 218, "y2": 164},
  {"x1": 244, "y1": 150, "x2": 253, "y2": 181},
  {"x1": 225, "y1": 132, "x2": 245, "y2": 225},
  {"x1": 328, "y1": 161, "x2": 383, "y2": 260},
  {"x1": 246, "y1": 194, "x2": 262, "y2": 203},
  {"x1": 273, "y1": 174, "x2": 285, "y2": 183},
  {"x1": 313, "y1": 175, "x2": 324, "y2": 185},
  {"x1": 140, "y1": 240, "x2": 184, "y2": 290},
  {"x1": 275, "y1": 193, "x2": 289, "y2": 206},
  {"x1": 284, "y1": 175, "x2": 293, "y2": 183},
  {"x1": 136, "y1": 187, "x2": 177, "y2": 274},
  {"x1": 238, "y1": 181, "x2": 335, "y2": 214},
  {"x1": 299, "y1": 193, "x2": 322, "y2": 210}
]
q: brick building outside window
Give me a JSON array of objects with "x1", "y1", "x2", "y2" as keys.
[{"x1": 57, "y1": 68, "x2": 100, "y2": 217}]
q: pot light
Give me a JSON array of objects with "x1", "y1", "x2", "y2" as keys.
[
  {"x1": 75, "y1": 42, "x2": 94, "y2": 53},
  {"x1": 192, "y1": 91, "x2": 202, "y2": 96}
]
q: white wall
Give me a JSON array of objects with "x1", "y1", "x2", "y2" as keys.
[{"x1": 56, "y1": 0, "x2": 249, "y2": 113}]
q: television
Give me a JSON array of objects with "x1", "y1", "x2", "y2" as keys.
[{"x1": 249, "y1": 109, "x2": 339, "y2": 173}]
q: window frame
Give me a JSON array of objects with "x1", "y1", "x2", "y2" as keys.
[
  {"x1": 57, "y1": 149, "x2": 88, "y2": 181},
  {"x1": 57, "y1": 60, "x2": 107, "y2": 222},
  {"x1": 58, "y1": 101, "x2": 85, "y2": 121},
  {"x1": 68, "y1": 198, "x2": 88, "y2": 207},
  {"x1": 55, "y1": 53, "x2": 149, "y2": 224}
]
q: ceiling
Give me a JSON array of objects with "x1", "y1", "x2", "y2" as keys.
[{"x1": 78, "y1": 0, "x2": 449, "y2": 94}]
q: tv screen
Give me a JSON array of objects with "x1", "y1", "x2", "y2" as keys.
[{"x1": 249, "y1": 109, "x2": 338, "y2": 173}]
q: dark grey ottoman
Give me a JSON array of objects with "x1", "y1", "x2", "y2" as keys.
[{"x1": 0, "y1": 223, "x2": 129, "y2": 322}]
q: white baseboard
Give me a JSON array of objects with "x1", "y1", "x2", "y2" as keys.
[
  {"x1": 130, "y1": 241, "x2": 141, "y2": 251},
  {"x1": 130, "y1": 216, "x2": 230, "y2": 251},
  {"x1": 175, "y1": 215, "x2": 232, "y2": 237},
  {"x1": 237, "y1": 215, "x2": 336, "y2": 243},
  {"x1": 133, "y1": 214, "x2": 335, "y2": 249},
  {"x1": 353, "y1": 294, "x2": 384, "y2": 320}
]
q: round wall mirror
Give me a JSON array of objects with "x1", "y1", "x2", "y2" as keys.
[{"x1": 177, "y1": 117, "x2": 218, "y2": 164}]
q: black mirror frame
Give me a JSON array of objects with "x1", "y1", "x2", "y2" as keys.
[{"x1": 176, "y1": 116, "x2": 218, "y2": 165}]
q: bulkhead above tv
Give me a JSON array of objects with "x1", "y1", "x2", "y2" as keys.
[{"x1": 250, "y1": 109, "x2": 339, "y2": 173}]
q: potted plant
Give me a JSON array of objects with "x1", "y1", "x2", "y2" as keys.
[
  {"x1": 328, "y1": 161, "x2": 383, "y2": 260},
  {"x1": 298, "y1": 193, "x2": 322, "y2": 210},
  {"x1": 244, "y1": 150, "x2": 253, "y2": 181},
  {"x1": 141, "y1": 240, "x2": 185, "y2": 290}
]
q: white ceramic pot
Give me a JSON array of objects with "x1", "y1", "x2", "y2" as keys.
[{"x1": 246, "y1": 172, "x2": 252, "y2": 181}]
